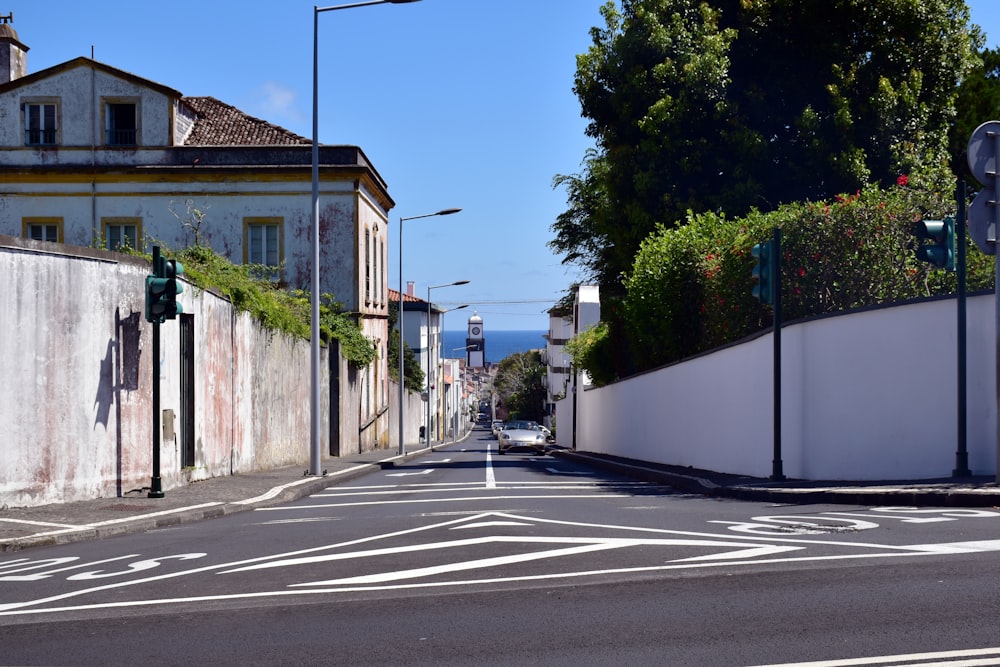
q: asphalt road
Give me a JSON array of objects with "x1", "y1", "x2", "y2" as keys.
[{"x1": 3, "y1": 425, "x2": 1000, "y2": 666}]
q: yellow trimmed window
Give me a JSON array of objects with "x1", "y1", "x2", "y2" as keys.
[{"x1": 23, "y1": 217, "x2": 63, "y2": 243}]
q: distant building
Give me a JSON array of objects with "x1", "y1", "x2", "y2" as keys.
[
  {"x1": 543, "y1": 306, "x2": 573, "y2": 427},
  {"x1": 466, "y1": 311, "x2": 485, "y2": 368}
]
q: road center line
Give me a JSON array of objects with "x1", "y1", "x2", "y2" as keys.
[{"x1": 485, "y1": 444, "x2": 496, "y2": 488}]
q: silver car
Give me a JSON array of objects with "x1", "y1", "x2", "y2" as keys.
[{"x1": 497, "y1": 420, "x2": 547, "y2": 455}]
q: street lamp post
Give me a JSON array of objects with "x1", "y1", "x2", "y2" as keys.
[
  {"x1": 396, "y1": 209, "x2": 461, "y2": 456},
  {"x1": 426, "y1": 281, "x2": 469, "y2": 447},
  {"x1": 310, "y1": 0, "x2": 422, "y2": 476}
]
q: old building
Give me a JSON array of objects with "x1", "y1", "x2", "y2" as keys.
[{"x1": 0, "y1": 17, "x2": 392, "y2": 452}]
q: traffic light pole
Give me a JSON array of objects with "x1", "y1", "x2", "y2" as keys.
[
  {"x1": 149, "y1": 319, "x2": 164, "y2": 498},
  {"x1": 770, "y1": 228, "x2": 785, "y2": 481},
  {"x1": 954, "y1": 181, "x2": 971, "y2": 477},
  {"x1": 149, "y1": 246, "x2": 165, "y2": 498}
]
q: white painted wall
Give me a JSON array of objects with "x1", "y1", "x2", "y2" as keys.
[
  {"x1": 0, "y1": 62, "x2": 175, "y2": 160},
  {"x1": 561, "y1": 294, "x2": 998, "y2": 481}
]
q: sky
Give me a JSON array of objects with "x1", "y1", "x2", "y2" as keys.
[{"x1": 8, "y1": 1, "x2": 1000, "y2": 332}]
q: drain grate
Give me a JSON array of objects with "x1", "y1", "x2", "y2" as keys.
[{"x1": 101, "y1": 503, "x2": 146, "y2": 512}]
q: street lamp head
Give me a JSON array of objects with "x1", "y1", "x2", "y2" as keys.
[
  {"x1": 400, "y1": 207, "x2": 462, "y2": 223},
  {"x1": 452, "y1": 280, "x2": 470, "y2": 286},
  {"x1": 388, "y1": 0, "x2": 422, "y2": 3}
]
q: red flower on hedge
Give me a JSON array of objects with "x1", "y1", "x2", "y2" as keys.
[{"x1": 897, "y1": 174, "x2": 909, "y2": 186}]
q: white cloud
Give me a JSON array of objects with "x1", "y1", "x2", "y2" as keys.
[{"x1": 251, "y1": 81, "x2": 305, "y2": 128}]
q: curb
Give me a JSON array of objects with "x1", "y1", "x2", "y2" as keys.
[
  {"x1": 0, "y1": 450, "x2": 433, "y2": 552},
  {"x1": 552, "y1": 450, "x2": 1000, "y2": 508}
]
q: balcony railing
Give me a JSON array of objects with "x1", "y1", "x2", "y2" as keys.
[
  {"x1": 25, "y1": 129, "x2": 56, "y2": 145},
  {"x1": 106, "y1": 128, "x2": 137, "y2": 146}
]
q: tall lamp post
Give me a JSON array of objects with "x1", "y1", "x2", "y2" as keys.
[
  {"x1": 427, "y1": 281, "x2": 469, "y2": 447},
  {"x1": 310, "y1": 0, "x2": 422, "y2": 476},
  {"x1": 396, "y1": 209, "x2": 461, "y2": 456}
]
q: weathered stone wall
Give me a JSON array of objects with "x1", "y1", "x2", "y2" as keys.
[{"x1": 0, "y1": 235, "x2": 341, "y2": 508}]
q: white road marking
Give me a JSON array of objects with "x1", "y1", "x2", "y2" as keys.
[
  {"x1": 66, "y1": 554, "x2": 206, "y2": 580},
  {"x1": 545, "y1": 468, "x2": 595, "y2": 476},
  {"x1": 332, "y1": 480, "x2": 641, "y2": 491},
  {"x1": 220, "y1": 534, "x2": 801, "y2": 584},
  {"x1": 485, "y1": 445, "x2": 496, "y2": 488},
  {"x1": 746, "y1": 646, "x2": 1000, "y2": 666},
  {"x1": 230, "y1": 463, "x2": 378, "y2": 505},
  {"x1": 1, "y1": 503, "x2": 223, "y2": 541},
  {"x1": 0, "y1": 556, "x2": 138, "y2": 581},
  {"x1": 823, "y1": 512, "x2": 953, "y2": 524},
  {"x1": 454, "y1": 521, "x2": 532, "y2": 528},
  {"x1": 254, "y1": 494, "x2": 632, "y2": 510},
  {"x1": 311, "y1": 483, "x2": 650, "y2": 498},
  {"x1": 3, "y1": 510, "x2": 998, "y2": 617},
  {"x1": 258, "y1": 517, "x2": 342, "y2": 525},
  {"x1": 385, "y1": 469, "x2": 434, "y2": 477},
  {"x1": 901, "y1": 539, "x2": 1000, "y2": 554}
]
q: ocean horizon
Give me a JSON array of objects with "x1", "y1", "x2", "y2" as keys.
[{"x1": 443, "y1": 329, "x2": 546, "y2": 364}]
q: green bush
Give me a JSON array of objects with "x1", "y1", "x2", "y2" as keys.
[
  {"x1": 164, "y1": 244, "x2": 375, "y2": 367},
  {"x1": 570, "y1": 177, "x2": 994, "y2": 380}
]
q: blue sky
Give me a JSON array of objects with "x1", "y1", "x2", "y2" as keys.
[{"x1": 10, "y1": 1, "x2": 1000, "y2": 331}]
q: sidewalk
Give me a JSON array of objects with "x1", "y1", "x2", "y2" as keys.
[
  {"x1": 0, "y1": 444, "x2": 435, "y2": 552},
  {"x1": 3, "y1": 443, "x2": 999, "y2": 552}
]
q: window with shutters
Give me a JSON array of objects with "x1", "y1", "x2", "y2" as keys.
[
  {"x1": 102, "y1": 218, "x2": 141, "y2": 251},
  {"x1": 24, "y1": 101, "x2": 58, "y2": 145},
  {"x1": 245, "y1": 217, "x2": 283, "y2": 282}
]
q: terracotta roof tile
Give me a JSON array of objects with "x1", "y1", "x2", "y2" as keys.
[
  {"x1": 389, "y1": 288, "x2": 426, "y2": 304},
  {"x1": 182, "y1": 96, "x2": 310, "y2": 146}
]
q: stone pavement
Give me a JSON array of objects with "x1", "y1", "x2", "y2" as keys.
[{"x1": 2, "y1": 442, "x2": 999, "y2": 552}]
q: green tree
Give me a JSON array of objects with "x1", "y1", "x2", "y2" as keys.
[
  {"x1": 387, "y1": 301, "x2": 424, "y2": 393},
  {"x1": 553, "y1": 0, "x2": 982, "y2": 379},
  {"x1": 493, "y1": 351, "x2": 547, "y2": 422},
  {"x1": 950, "y1": 47, "x2": 1000, "y2": 185}
]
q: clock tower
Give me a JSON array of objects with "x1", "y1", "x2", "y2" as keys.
[{"x1": 466, "y1": 312, "x2": 485, "y2": 368}]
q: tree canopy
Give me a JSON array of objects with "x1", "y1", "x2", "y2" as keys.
[
  {"x1": 551, "y1": 0, "x2": 985, "y2": 380},
  {"x1": 553, "y1": 0, "x2": 982, "y2": 290},
  {"x1": 493, "y1": 351, "x2": 547, "y2": 422},
  {"x1": 950, "y1": 46, "x2": 1000, "y2": 185}
]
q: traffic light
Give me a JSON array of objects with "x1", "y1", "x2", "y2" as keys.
[
  {"x1": 751, "y1": 240, "x2": 774, "y2": 305},
  {"x1": 913, "y1": 216, "x2": 955, "y2": 271},
  {"x1": 144, "y1": 256, "x2": 184, "y2": 323}
]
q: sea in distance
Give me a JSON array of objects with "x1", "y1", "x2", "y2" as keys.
[{"x1": 442, "y1": 330, "x2": 547, "y2": 365}]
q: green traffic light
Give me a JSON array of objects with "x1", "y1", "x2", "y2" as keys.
[
  {"x1": 913, "y1": 217, "x2": 955, "y2": 270},
  {"x1": 145, "y1": 257, "x2": 185, "y2": 323},
  {"x1": 751, "y1": 241, "x2": 773, "y2": 305}
]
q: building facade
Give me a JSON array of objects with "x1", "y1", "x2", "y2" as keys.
[{"x1": 0, "y1": 19, "x2": 393, "y2": 451}]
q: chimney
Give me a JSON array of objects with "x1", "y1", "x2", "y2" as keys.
[
  {"x1": 0, "y1": 13, "x2": 28, "y2": 85},
  {"x1": 406, "y1": 281, "x2": 415, "y2": 297}
]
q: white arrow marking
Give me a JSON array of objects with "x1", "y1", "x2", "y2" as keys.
[
  {"x1": 385, "y1": 469, "x2": 434, "y2": 477},
  {"x1": 424, "y1": 459, "x2": 452, "y2": 464}
]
